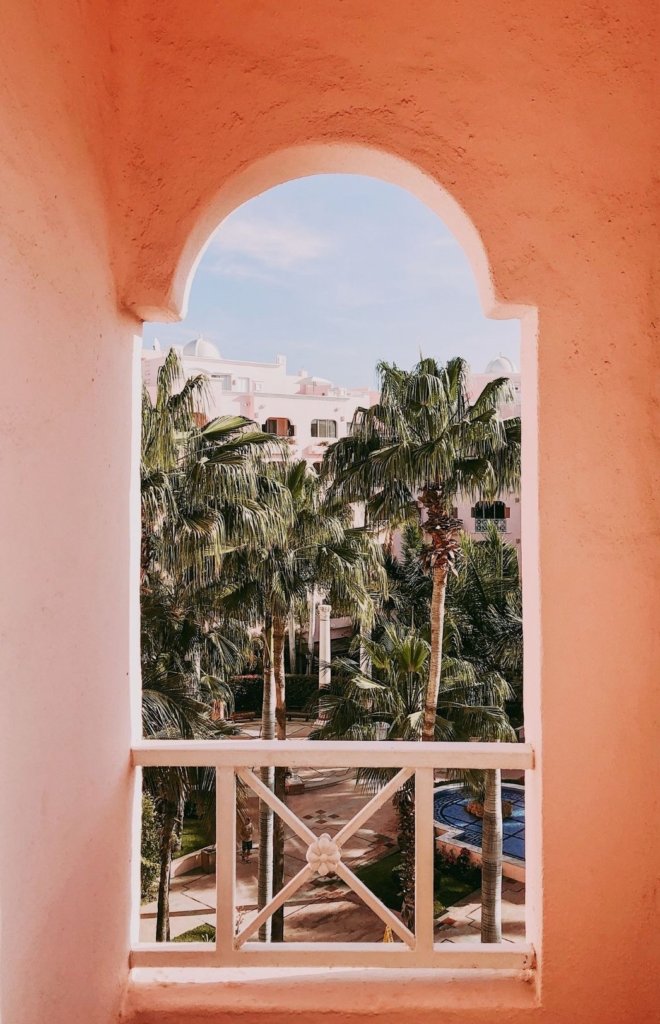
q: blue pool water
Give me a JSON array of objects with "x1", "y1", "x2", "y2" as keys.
[{"x1": 433, "y1": 784, "x2": 525, "y2": 862}]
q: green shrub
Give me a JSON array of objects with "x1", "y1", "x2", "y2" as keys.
[
  {"x1": 230, "y1": 674, "x2": 319, "y2": 714},
  {"x1": 173, "y1": 923, "x2": 216, "y2": 943},
  {"x1": 141, "y1": 793, "x2": 160, "y2": 902},
  {"x1": 357, "y1": 849, "x2": 480, "y2": 913},
  {"x1": 435, "y1": 847, "x2": 481, "y2": 891}
]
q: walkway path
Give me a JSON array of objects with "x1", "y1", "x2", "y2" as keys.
[{"x1": 140, "y1": 772, "x2": 525, "y2": 944}]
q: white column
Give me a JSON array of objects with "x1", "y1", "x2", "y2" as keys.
[
  {"x1": 306, "y1": 587, "x2": 316, "y2": 673},
  {"x1": 318, "y1": 603, "x2": 332, "y2": 691}
]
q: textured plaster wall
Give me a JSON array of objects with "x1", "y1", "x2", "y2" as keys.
[
  {"x1": 0, "y1": 4, "x2": 137, "y2": 1024},
  {"x1": 112, "y1": 8, "x2": 658, "y2": 1018},
  {"x1": 0, "y1": 2, "x2": 657, "y2": 1023}
]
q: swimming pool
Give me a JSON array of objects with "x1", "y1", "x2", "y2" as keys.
[{"x1": 433, "y1": 783, "x2": 525, "y2": 862}]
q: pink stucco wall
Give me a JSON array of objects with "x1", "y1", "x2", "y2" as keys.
[
  {"x1": 0, "y1": 5, "x2": 135, "y2": 1023},
  {"x1": 0, "y1": 2, "x2": 657, "y2": 1023}
]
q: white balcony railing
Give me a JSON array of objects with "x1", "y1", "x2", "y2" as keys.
[{"x1": 131, "y1": 739, "x2": 534, "y2": 970}]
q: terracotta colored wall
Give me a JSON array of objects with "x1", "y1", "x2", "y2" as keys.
[
  {"x1": 112, "y1": 8, "x2": 658, "y2": 1016},
  {"x1": 0, "y1": 4, "x2": 137, "y2": 1024},
  {"x1": 0, "y1": 2, "x2": 657, "y2": 1023}
]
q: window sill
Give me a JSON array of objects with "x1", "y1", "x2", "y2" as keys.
[{"x1": 122, "y1": 965, "x2": 539, "y2": 1022}]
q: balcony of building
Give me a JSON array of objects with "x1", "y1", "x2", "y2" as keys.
[{"x1": 1, "y1": 4, "x2": 656, "y2": 1024}]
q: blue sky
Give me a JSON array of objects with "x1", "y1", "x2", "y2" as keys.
[{"x1": 143, "y1": 175, "x2": 519, "y2": 389}]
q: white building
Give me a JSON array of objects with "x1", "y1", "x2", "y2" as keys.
[
  {"x1": 142, "y1": 338, "x2": 379, "y2": 472},
  {"x1": 142, "y1": 342, "x2": 520, "y2": 544},
  {"x1": 457, "y1": 354, "x2": 522, "y2": 549}
]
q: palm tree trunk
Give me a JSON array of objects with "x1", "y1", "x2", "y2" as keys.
[
  {"x1": 272, "y1": 615, "x2": 287, "y2": 941},
  {"x1": 480, "y1": 768, "x2": 503, "y2": 942},
  {"x1": 394, "y1": 779, "x2": 416, "y2": 929},
  {"x1": 359, "y1": 624, "x2": 372, "y2": 678},
  {"x1": 258, "y1": 614, "x2": 275, "y2": 941},
  {"x1": 155, "y1": 794, "x2": 182, "y2": 942},
  {"x1": 419, "y1": 488, "x2": 460, "y2": 742},
  {"x1": 422, "y1": 558, "x2": 449, "y2": 741}
]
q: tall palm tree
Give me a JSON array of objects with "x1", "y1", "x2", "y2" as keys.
[
  {"x1": 378, "y1": 523, "x2": 432, "y2": 630},
  {"x1": 141, "y1": 570, "x2": 242, "y2": 939},
  {"x1": 323, "y1": 357, "x2": 520, "y2": 741},
  {"x1": 220, "y1": 460, "x2": 386, "y2": 939},
  {"x1": 141, "y1": 349, "x2": 286, "y2": 939},
  {"x1": 142, "y1": 349, "x2": 286, "y2": 585},
  {"x1": 313, "y1": 623, "x2": 512, "y2": 927},
  {"x1": 445, "y1": 526, "x2": 522, "y2": 942}
]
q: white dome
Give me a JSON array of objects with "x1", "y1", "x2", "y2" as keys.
[
  {"x1": 485, "y1": 355, "x2": 517, "y2": 374},
  {"x1": 182, "y1": 337, "x2": 220, "y2": 360}
]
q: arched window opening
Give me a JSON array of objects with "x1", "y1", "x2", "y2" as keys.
[
  {"x1": 472, "y1": 500, "x2": 510, "y2": 532},
  {"x1": 263, "y1": 417, "x2": 295, "y2": 438},
  {"x1": 137, "y1": 168, "x2": 529, "y2": 969}
]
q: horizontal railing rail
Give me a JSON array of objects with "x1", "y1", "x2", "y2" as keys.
[
  {"x1": 132, "y1": 739, "x2": 534, "y2": 971},
  {"x1": 132, "y1": 739, "x2": 534, "y2": 769}
]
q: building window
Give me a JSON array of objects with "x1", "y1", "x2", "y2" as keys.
[
  {"x1": 211, "y1": 373, "x2": 232, "y2": 391},
  {"x1": 263, "y1": 417, "x2": 295, "y2": 437},
  {"x1": 235, "y1": 376, "x2": 250, "y2": 392},
  {"x1": 311, "y1": 419, "x2": 337, "y2": 438},
  {"x1": 472, "y1": 500, "x2": 509, "y2": 533}
]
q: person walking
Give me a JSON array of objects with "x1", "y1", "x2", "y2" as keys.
[{"x1": 240, "y1": 817, "x2": 254, "y2": 862}]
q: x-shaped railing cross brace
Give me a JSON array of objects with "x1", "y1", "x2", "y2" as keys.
[{"x1": 234, "y1": 766, "x2": 416, "y2": 947}]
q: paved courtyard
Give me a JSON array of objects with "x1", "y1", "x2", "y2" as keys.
[{"x1": 140, "y1": 767, "x2": 525, "y2": 944}]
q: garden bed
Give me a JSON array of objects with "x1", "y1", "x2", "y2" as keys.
[{"x1": 355, "y1": 849, "x2": 481, "y2": 915}]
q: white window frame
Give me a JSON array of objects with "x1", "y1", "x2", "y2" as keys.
[{"x1": 311, "y1": 419, "x2": 337, "y2": 439}]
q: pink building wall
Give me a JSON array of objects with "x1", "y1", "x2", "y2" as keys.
[
  {"x1": 0, "y1": 3, "x2": 657, "y2": 1024},
  {"x1": 0, "y1": 5, "x2": 134, "y2": 1024},
  {"x1": 455, "y1": 363, "x2": 523, "y2": 549}
]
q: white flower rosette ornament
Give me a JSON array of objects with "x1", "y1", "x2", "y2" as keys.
[{"x1": 305, "y1": 832, "x2": 341, "y2": 876}]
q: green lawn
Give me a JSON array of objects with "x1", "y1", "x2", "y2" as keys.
[
  {"x1": 177, "y1": 817, "x2": 214, "y2": 858},
  {"x1": 173, "y1": 923, "x2": 216, "y2": 943},
  {"x1": 355, "y1": 850, "x2": 480, "y2": 914}
]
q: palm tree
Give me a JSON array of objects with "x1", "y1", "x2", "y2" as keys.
[
  {"x1": 220, "y1": 460, "x2": 386, "y2": 939},
  {"x1": 378, "y1": 523, "x2": 432, "y2": 629},
  {"x1": 445, "y1": 526, "x2": 522, "y2": 942},
  {"x1": 141, "y1": 349, "x2": 286, "y2": 939},
  {"x1": 313, "y1": 623, "x2": 512, "y2": 927},
  {"x1": 323, "y1": 357, "x2": 520, "y2": 741},
  {"x1": 141, "y1": 350, "x2": 286, "y2": 585},
  {"x1": 141, "y1": 573, "x2": 240, "y2": 939}
]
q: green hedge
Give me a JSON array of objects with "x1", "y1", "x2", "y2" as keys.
[
  {"x1": 140, "y1": 793, "x2": 160, "y2": 902},
  {"x1": 230, "y1": 674, "x2": 318, "y2": 714}
]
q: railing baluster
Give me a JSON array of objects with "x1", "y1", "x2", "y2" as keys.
[
  {"x1": 215, "y1": 766, "x2": 236, "y2": 961},
  {"x1": 414, "y1": 767, "x2": 435, "y2": 960}
]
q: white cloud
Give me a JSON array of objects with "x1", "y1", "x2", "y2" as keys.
[{"x1": 209, "y1": 215, "x2": 331, "y2": 274}]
